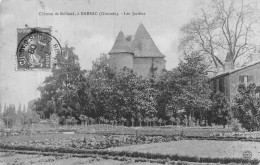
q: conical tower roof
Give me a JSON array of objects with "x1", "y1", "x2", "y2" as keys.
[
  {"x1": 132, "y1": 23, "x2": 165, "y2": 58},
  {"x1": 109, "y1": 31, "x2": 134, "y2": 54}
]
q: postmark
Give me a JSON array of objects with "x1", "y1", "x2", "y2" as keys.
[{"x1": 16, "y1": 27, "x2": 62, "y2": 70}]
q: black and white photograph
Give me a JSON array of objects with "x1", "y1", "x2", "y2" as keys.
[{"x1": 1, "y1": 0, "x2": 260, "y2": 164}]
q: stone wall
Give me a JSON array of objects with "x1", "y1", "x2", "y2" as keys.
[
  {"x1": 133, "y1": 57, "x2": 165, "y2": 78},
  {"x1": 109, "y1": 53, "x2": 134, "y2": 72}
]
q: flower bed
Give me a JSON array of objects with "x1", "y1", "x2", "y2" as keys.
[{"x1": 1, "y1": 133, "x2": 259, "y2": 164}]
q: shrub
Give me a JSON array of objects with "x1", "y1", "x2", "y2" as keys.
[
  {"x1": 232, "y1": 83, "x2": 260, "y2": 131},
  {"x1": 229, "y1": 119, "x2": 242, "y2": 132}
]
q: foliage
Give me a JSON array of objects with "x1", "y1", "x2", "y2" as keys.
[
  {"x1": 176, "y1": 53, "x2": 212, "y2": 126},
  {"x1": 49, "y1": 113, "x2": 60, "y2": 125},
  {"x1": 26, "y1": 110, "x2": 41, "y2": 124},
  {"x1": 232, "y1": 83, "x2": 260, "y2": 131},
  {"x1": 79, "y1": 115, "x2": 88, "y2": 125},
  {"x1": 2, "y1": 104, "x2": 16, "y2": 128},
  {"x1": 34, "y1": 44, "x2": 86, "y2": 120},
  {"x1": 65, "y1": 116, "x2": 77, "y2": 125},
  {"x1": 229, "y1": 118, "x2": 242, "y2": 132},
  {"x1": 210, "y1": 92, "x2": 231, "y2": 127},
  {"x1": 33, "y1": 44, "x2": 216, "y2": 127}
]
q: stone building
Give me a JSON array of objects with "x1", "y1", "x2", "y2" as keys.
[
  {"x1": 108, "y1": 23, "x2": 166, "y2": 78},
  {"x1": 210, "y1": 50, "x2": 260, "y2": 103}
]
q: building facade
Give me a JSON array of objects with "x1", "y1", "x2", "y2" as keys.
[
  {"x1": 108, "y1": 23, "x2": 166, "y2": 78},
  {"x1": 210, "y1": 50, "x2": 260, "y2": 103}
]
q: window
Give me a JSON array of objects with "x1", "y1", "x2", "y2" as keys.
[
  {"x1": 219, "y1": 78, "x2": 225, "y2": 93},
  {"x1": 239, "y1": 75, "x2": 254, "y2": 86},
  {"x1": 213, "y1": 79, "x2": 217, "y2": 93}
]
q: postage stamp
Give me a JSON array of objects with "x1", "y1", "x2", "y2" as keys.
[{"x1": 16, "y1": 27, "x2": 62, "y2": 70}]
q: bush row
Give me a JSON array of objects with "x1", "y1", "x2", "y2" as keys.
[{"x1": 186, "y1": 136, "x2": 260, "y2": 142}]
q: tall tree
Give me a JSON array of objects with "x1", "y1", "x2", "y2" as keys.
[
  {"x1": 2, "y1": 104, "x2": 17, "y2": 128},
  {"x1": 17, "y1": 103, "x2": 22, "y2": 113},
  {"x1": 17, "y1": 103, "x2": 24, "y2": 125},
  {"x1": 4, "y1": 103, "x2": 6, "y2": 112},
  {"x1": 155, "y1": 69, "x2": 182, "y2": 121},
  {"x1": 36, "y1": 44, "x2": 86, "y2": 119},
  {"x1": 102, "y1": 68, "x2": 157, "y2": 125},
  {"x1": 179, "y1": 0, "x2": 258, "y2": 68},
  {"x1": 176, "y1": 53, "x2": 212, "y2": 125}
]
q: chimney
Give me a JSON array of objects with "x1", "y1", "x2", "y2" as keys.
[{"x1": 224, "y1": 52, "x2": 233, "y2": 71}]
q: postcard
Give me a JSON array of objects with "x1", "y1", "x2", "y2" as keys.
[{"x1": 1, "y1": 0, "x2": 260, "y2": 164}]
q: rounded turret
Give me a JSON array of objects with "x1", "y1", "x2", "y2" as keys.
[{"x1": 108, "y1": 31, "x2": 134, "y2": 72}]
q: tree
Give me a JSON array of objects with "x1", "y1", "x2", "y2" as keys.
[
  {"x1": 17, "y1": 103, "x2": 25, "y2": 126},
  {"x1": 25, "y1": 110, "x2": 41, "y2": 124},
  {"x1": 155, "y1": 69, "x2": 181, "y2": 122},
  {"x1": 65, "y1": 116, "x2": 77, "y2": 126},
  {"x1": 23, "y1": 105, "x2": 26, "y2": 113},
  {"x1": 137, "y1": 113, "x2": 142, "y2": 127},
  {"x1": 50, "y1": 113, "x2": 60, "y2": 125},
  {"x1": 35, "y1": 44, "x2": 86, "y2": 119},
  {"x1": 179, "y1": 0, "x2": 258, "y2": 68},
  {"x1": 79, "y1": 115, "x2": 88, "y2": 125},
  {"x1": 170, "y1": 117, "x2": 176, "y2": 126},
  {"x1": 232, "y1": 83, "x2": 260, "y2": 131},
  {"x1": 2, "y1": 104, "x2": 17, "y2": 128},
  {"x1": 144, "y1": 117, "x2": 149, "y2": 126},
  {"x1": 4, "y1": 103, "x2": 6, "y2": 112},
  {"x1": 158, "y1": 118, "x2": 163, "y2": 126},
  {"x1": 176, "y1": 53, "x2": 212, "y2": 126},
  {"x1": 97, "y1": 67, "x2": 157, "y2": 125},
  {"x1": 210, "y1": 92, "x2": 231, "y2": 127},
  {"x1": 18, "y1": 103, "x2": 22, "y2": 112}
]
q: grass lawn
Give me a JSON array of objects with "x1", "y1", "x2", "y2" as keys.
[{"x1": 110, "y1": 140, "x2": 260, "y2": 160}]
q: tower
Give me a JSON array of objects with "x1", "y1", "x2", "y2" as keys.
[
  {"x1": 108, "y1": 24, "x2": 166, "y2": 77},
  {"x1": 108, "y1": 31, "x2": 134, "y2": 72},
  {"x1": 132, "y1": 23, "x2": 165, "y2": 77}
]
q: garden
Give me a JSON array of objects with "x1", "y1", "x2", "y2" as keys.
[{"x1": 1, "y1": 125, "x2": 260, "y2": 165}]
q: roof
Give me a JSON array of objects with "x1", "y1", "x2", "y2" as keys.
[
  {"x1": 108, "y1": 23, "x2": 165, "y2": 58},
  {"x1": 132, "y1": 23, "x2": 165, "y2": 58},
  {"x1": 210, "y1": 61, "x2": 260, "y2": 80},
  {"x1": 109, "y1": 31, "x2": 134, "y2": 54}
]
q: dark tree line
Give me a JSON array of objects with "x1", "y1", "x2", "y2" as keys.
[
  {"x1": 31, "y1": 46, "x2": 233, "y2": 127},
  {"x1": 7, "y1": 44, "x2": 258, "y2": 131}
]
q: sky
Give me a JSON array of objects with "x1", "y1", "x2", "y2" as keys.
[{"x1": 0, "y1": 0, "x2": 259, "y2": 109}]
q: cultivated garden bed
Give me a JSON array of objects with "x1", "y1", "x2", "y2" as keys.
[{"x1": 0, "y1": 133, "x2": 260, "y2": 164}]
